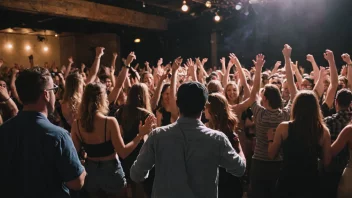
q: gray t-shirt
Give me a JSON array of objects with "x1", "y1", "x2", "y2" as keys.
[{"x1": 251, "y1": 101, "x2": 291, "y2": 161}]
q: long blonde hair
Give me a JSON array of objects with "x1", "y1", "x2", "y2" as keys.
[
  {"x1": 63, "y1": 72, "x2": 83, "y2": 115},
  {"x1": 79, "y1": 82, "x2": 109, "y2": 132}
]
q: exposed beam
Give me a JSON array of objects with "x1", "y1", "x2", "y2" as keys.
[{"x1": 0, "y1": 0, "x2": 168, "y2": 30}]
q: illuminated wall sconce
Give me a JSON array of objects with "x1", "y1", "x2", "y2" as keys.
[
  {"x1": 25, "y1": 45, "x2": 31, "y2": 51},
  {"x1": 6, "y1": 43, "x2": 13, "y2": 49},
  {"x1": 43, "y1": 46, "x2": 49, "y2": 52}
]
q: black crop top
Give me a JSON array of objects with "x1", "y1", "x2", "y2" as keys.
[{"x1": 77, "y1": 118, "x2": 115, "y2": 158}]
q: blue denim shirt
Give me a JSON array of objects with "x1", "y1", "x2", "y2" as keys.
[{"x1": 130, "y1": 117, "x2": 246, "y2": 198}]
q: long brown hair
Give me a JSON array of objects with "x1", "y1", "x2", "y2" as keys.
[
  {"x1": 121, "y1": 83, "x2": 152, "y2": 131},
  {"x1": 79, "y1": 82, "x2": 108, "y2": 132},
  {"x1": 207, "y1": 93, "x2": 238, "y2": 134},
  {"x1": 290, "y1": 90, "x2": 327, "y2": 150}
]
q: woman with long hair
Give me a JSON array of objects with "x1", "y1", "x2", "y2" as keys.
[
  {"x1": 331, "y1": 122, "x2": 352, "y2": 198},
  {"x1": 59, "y1": 72, "x2": 84, "y2": 130},
  {"x1": 205, "y1": 93, "x2": 246, "y2": 198},
  {"x1": 268, "y1": 90, "x2": 331, "y2": 197},
  {"x1": 115, "y1": 83, "x2": 155, "y2": 197},
  {"x1": 71, "y1": 83, "x2": 155, "y2": 198}
]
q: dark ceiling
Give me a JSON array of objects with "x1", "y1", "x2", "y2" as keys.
[{"x1": 0, "y1": 0, "x2": 247, "y2": 36}]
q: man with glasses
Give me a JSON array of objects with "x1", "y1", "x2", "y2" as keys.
[{"x1": 0, "y1": 67, "x2": 86, "y2": 197}]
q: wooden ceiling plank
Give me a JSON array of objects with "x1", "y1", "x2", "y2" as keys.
[{"x1": 0, "y1": 0, "x2": 168, "y2": 30}]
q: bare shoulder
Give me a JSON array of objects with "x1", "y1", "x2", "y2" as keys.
[
  {"x1": 106, "y1": 116, "x2": 118, "y2": 124},
  {"x1": 277, "y1": 122, "x2": 290, "y2": 130},
  {"x1": 338, "y1": 124, "x2": 352, "y2": 138}
]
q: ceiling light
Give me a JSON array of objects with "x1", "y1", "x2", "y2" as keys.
[
  {"x1": 55, "y1": 34, "x2": 58, "y2": 37},
  {"x1": 205, "y1": 1, "x2": 212, "y2": 8},
  {"x1": 25, "y1": 45, "x2": 31, "y2": 51},
  {"x1": 181, "y1": 1, "x2": 189, "y2": 12},
  {"x1": 235, "y1": 2, "x2": 243, "y2": 10},
  {"x1": 134, "y1": 38, "x2": 141, "y2": 43},
  {"x1": 43, "y1": 46, "x2": 49, "y2": 52},
  {"x1": 143, "y1": 2, "x2": 146, "y2": 8},
  {"x1": 214, "y1": 13, "x2": 221, "y2": 22}
]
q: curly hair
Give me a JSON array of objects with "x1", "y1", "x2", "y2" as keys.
[{"x1": 62, "y1": 72, "x2": 83, "y2": 116}]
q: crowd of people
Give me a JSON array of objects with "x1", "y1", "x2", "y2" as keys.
[{"x1": 0, "y1": 44, "x2": 352, "y2": 198}]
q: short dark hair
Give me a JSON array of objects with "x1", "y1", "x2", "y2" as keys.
[
  {"x1": 263, "y1": 84, "x2": 282, "y2": 109},
  {"x1": 15, "y1": 67, "x2": 51, "y2": 105},
  {"x1": 336, "y1": 88, "x2": 352, "y2": 109},
  {"x1": 176, "y1": 82, "x2": 208, "y2": 117},
  {"x1": 99, "y1": 74, "x2": 111, "y2": 83}
]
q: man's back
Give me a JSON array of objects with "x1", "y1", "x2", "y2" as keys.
[
  {"x1": 0, "y1": 111, "x2": 84, "y2": 198},
  {"x1": 130, "y1": 117, "x2": 246, "y2": 198}
]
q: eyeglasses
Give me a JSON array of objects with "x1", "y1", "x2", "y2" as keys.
[{"x1": 46, "y1": 84, "x2": 59, "y2": 94}]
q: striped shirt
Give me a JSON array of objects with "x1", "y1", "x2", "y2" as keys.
[{"x1": 251, "y1": 101, "x2": 291, "y2": 161}]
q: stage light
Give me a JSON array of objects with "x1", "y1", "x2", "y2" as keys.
[
  {"x1": 235, "y1": 2, "x2": 242, "y2": 10},
  {"x1": 205, "y1": 1, "x2": 212, "y2": 8},
  {"x1": 143, "y1": 2, "x2": 146, "y2": 7},
  {"x1": 181, "y1": 1, "x2": 189, "y2": 12},
  {"x1": 25, "y1": 45, "x2": 31, "y2": 51},
  {"x1": 43, "y1": 46, "x2": 49, "y2": 52},
  {"x1": 134, "y1": 38, "x2": 141, "y2": 43},
  {"x1": 55, "y1": 34, "x2": 58, "y2": 37},
  {"x1": 214, "y1": 14, "x2": 221, "y2": 22},
  {"x1": 6, "y1": 43, "x2": 13, "y2": 49}
]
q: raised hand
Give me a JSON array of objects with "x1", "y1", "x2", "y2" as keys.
[
  {"x1": 139, "y1": 115, "x2": 157, "y2": 136},
  {"x1": 282, "y1": 44, "x2": 292, "y2": 58},
  {"x1": 11, "y1": 68, "x2": 19, "y2": 76},
  {"x1": 126, "y1": 52, "x2": 136, "y2": 66},
  {"x1": 96, "y1": 47, "x2": 105, "y2": 58},
  {"x1": 68, "y1": 56, "x2": 74, "y2": 64},
  {"x1": 113, "y1": 52, "x2": 118, "y2": 58},
  {"x1": 252, "y1": 54, "x2": 265, "y2": 69},
  {"x1": 341, "y1": 65, "x2": 347, "y2": 76},
  {"x1": 220, "y1": 57, "x2": 225, "y2": 65},
  {"x1": 291, "y1": 62, "x2": 298, "y2": 72},
  {"x1": 306, "y1": 54, "x2": 315, "y2": 62},
  {"x1": 157, "y1": 58, "x2": 163, "y2": 66},
  {"x1": 229, "y1": 53, "x2": 240, "y2": 67},
  {"x1": 172, "y1": 57, "x2": 182, "y2": 72},
  {"x1": 341, "y1": 53, "x2": 352, "y2": 64},
  {"x1": 145, "y1": 61, "x2": 150, "y2": 67},
  {"x1": 0, "y1": 87, "x2": 10, "y2": 101},
  {"x1": 324, "y1": 50, "x2": 334, "y2": 62},
  {"x1": 319, "y1": 66, "x2": 328, "y2": 81},
  {"x1": 160, "y1": 70, "x2": 169, "y2": 81},
  {"x1": 195, "y1": 57, "x2": 202, "y2": 68},
  {"x1": 274, "y1": 61, "x2": 281, "y2": 68},
  {"x1": 202, "y1": 58, "x2": 208, "y2": 65}
]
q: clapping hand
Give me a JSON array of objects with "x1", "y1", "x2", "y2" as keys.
[{"x1": 139, "y1": 115, "x2": 157, "y2": 136}]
